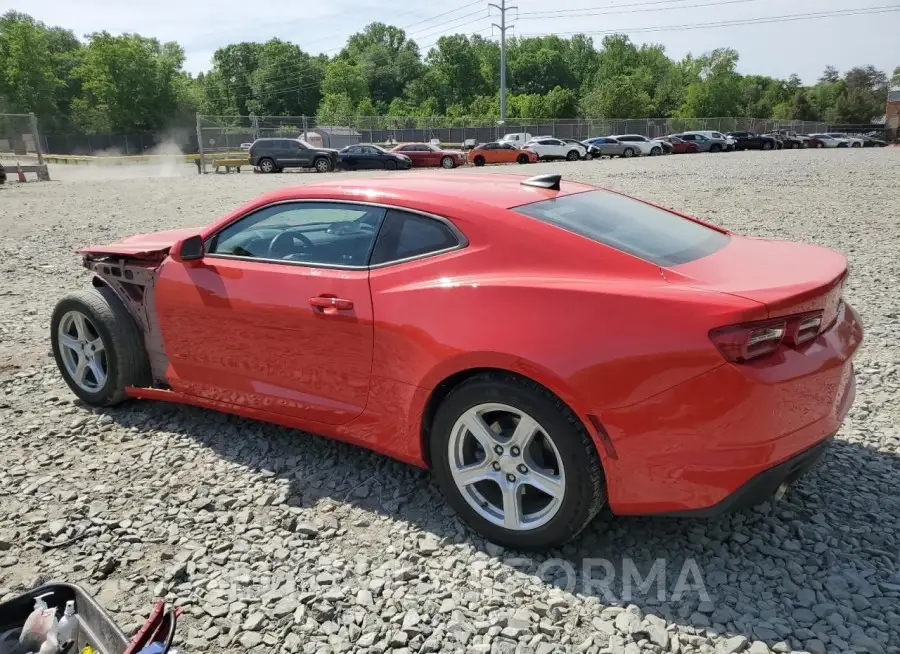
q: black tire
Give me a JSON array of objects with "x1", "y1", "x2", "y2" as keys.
[
  {"x1": 762, "y1": 141, "x2": 773, "y2": 151},
  {"x1": 622, "y1": 148, "x2": 635, "y2": 158},
  {"x1": 440, "y1": 156, "x2": 455, "y2": 169},
  {"x1": 816, "y1": 142, "x2": 824, "y2": 148},
  {"x1": 430, "y1": 373, "x2": 607, "y2": 550},
  {"x1": 517, "y1": 154, "x2": 530, "y2": 164},
  {"x1": 50, "y1": 287, "x2": 150, "y2": 406},
  {"x1": 710, "y1": 143, "x2": 722, "y2": 153},
  {"x1": 258, "y1": 157, "x2": 276, "y2": 173},
  {"x1": 385, "y1": 160, "x2": 398, "y2": 170},
  {"x1": 313, "y1": 157, "x2": 331, "y2": 173},
  {"x1": 852, "y1": 142, "x2": 861, "y2": 148},
  {"x1": 473, "y1": 155, "x2": 485, "y2": 167},
  {"x1": 650, "y1": 146, "x2": 662, "y2": 156},
  {"x1": 566, "y1": 150, "x2": 580, "y2": 161}
]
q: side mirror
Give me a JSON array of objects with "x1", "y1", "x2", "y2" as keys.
[{"x1": 171, "y1": 235, "x2": 204, "y2": 262}]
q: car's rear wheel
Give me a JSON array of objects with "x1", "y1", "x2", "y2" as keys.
[
  {"x1": 440, "y1": 156, "x2": 455, "y2": 169},
  {"x1": 258, "y1": 157, "x2": 276, "y2": 173},
  {"x1": 622, "y1": 148, "x2": 634, "y2": 158},
  {"x1": 51, "y1": 287, "x2": 150, "y2": 406},
  {"x1": 313, "y1": 157, "x2": 331, "y2": 173},
  {"x1": 430, "y1": 374, "x2": 607, "y2": 549},
  {"x1": 474, "y1": 155, "x2": 485, "y2": 167},
  {"x1": 566, "y1": 150, "x2": 580, "y2": 161},
  {"x1": 517, "y1": 154, "x2": 529, "y2": 164}
]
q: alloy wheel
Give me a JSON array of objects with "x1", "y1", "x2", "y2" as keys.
[
  {"x1": 57, "y1": 310, "x2": 108, "y2": 393},
  {"x1": 447, "y1": 403, "x2": 566, "y2": 531}
]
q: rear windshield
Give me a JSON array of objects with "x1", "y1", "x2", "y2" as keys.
[{"x1": 513, "y1": 190, "x2": 729, "y2": 266}]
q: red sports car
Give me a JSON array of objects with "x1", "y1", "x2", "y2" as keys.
[
  {"x1": 662, "y1": 135, "x2": 700, "y2": 154},
  {"x1": 391, "y1": 143, "x2": 465, "y2": 168},
  {"x1": 52, "y1": 173, "x2": 861, "y2": 549}
]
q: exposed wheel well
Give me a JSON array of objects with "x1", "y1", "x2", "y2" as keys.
[{"x1": 419, "y1": 367, "x2": 602, "y2": 469}]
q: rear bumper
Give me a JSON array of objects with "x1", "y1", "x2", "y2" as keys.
[
  {"x1": 600, "y1": 301, "x2": 861, "y2": 516},
  {"x1": 656, "y1": 433, "x2": 834, "y2": 517}
]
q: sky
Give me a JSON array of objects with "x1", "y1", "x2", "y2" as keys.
[{"x1": 5, "y1": 0, "x2": 899, "y2": 84}]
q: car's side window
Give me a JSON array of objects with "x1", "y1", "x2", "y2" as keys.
[
  {"x1": 369, "y1": 210, "x2": 462, "y2": 266},
  {"x1": 209, "y1": 202, "x2": 386, "y2": 267}
]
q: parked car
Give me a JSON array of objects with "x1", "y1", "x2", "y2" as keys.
[
  {"x1": 248, "y1": 138, "x2": 338, "y2": 173},
  {"x1": 52, "y1": 172, "x2": 863, "y2": 549},
  {"x1": 673, "y1": 133, "x2": 717, "y2": 152},
  {"x1": 826, "y1": 133, "x2": 863, "y2": 148},
  {"x1": 0, "y1": 164, "x2": 5, "y2": 185},
  {"x1": 807, "y1": 134, "x2": 845, "y2": 148},
  {"x1": 467, "y1": 142, "x2": 538, "y2": 166},
  {"x1": 339, "y1": 144, "x2": 412, "y2": 170},
  {"x1": 582, "y1": 137, "x2": 638, "y2": 158},
  {"x1": 858, "y1": 134, "x2": 888, "y2": 147},
  {"x1": 609, "y1": 134, "x2": 666, "y2": 156},
  {"x1": 500, "y1": 133, "x2": 533, "y2": 147},
  {"x1": 773, "y1": 130, "x2": 809, "y2": 148},
  {"x1": 659, "y1": 136, "x2": 700, "y2": 154},
  {"x1": 562, "y1": 139, "x2": 594, "y2": 159},
  {"x1": 524, "y1": 137, "x2": 586, "y2": 161},
  {"x1": 391, "y1": 143, "x2": 465, "y2": 168},
  {"x1": 727, "y1": 132, "x2": 779, "y2": 151},
  {"x1": 682, "y1": 130, "x2": 734, "y2": 152}
]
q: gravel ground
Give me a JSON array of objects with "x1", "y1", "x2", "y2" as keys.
[{"x1": 1, "y1": 149, "x2": 898, "y2": 654}]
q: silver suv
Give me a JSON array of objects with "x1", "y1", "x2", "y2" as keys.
[{"x1": 680, "y1": 130, "x2": 735, "y2": 152}]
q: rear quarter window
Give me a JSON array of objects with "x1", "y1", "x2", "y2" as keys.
[{"x1": 513, "y1": 190, "x2": 729, "y2": 267}]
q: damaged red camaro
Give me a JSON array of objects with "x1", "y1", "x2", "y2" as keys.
[{"x1": 51, "y1": 173, "x2": 862, "y2": 548}]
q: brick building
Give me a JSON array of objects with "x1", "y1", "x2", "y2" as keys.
[{"x1": 887, "y1": 90, "x2": 900, "y2": 143}]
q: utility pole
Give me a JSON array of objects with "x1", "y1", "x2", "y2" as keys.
[{"x1": 489, "y1": 0, "x2": 516, "y2": 122}]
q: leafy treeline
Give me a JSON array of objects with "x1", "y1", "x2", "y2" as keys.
[{"x1": 1, "y1": 11, "x2": 896, "y2": 134}]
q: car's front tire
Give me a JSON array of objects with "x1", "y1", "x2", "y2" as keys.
[
  {"x1": 710, "y1": 143, "x2": 722, "y2": 153},
  {"x1": 440, "y1": 156, "x2": 455, "y2": 169},
  {"x1": 51, "y1": 287, "x2": 150, "y2": 406},
  {"x1": 313, "y1": 157, "x2": 331, "y2": 173},
  {"x1": 650, "y1": 146, "x2": 662, "y2": 156},
  {"x1": 473, "y1": 156, "x2": 485, "y2": 167},
  {"x1": 517, "y1": 154, "x2": 530, "y2": 164},
  {"x1": 430, "y1": 374, "x2": 607, "y2": 549},
  {"x1": 566, "y1": 150, "x2": 580, "y2": 161}
]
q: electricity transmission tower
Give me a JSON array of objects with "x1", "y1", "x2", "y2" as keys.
[{"x1": 489, "y1": 0, "x2": 517, "y2": 122}]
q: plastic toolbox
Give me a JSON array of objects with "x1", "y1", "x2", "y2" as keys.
[{"x1": 0, "y1": 582, "x2": 128, "y2": 654}]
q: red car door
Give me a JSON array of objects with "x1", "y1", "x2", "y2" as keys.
[
  {"x1": 422, "y1": 145, "x2": 441, "y2": 166},
  {"x1": 398, "y1": 145, "x2": 426, "y2": 166},
  {"x1": 153, "y1": 201, "x2": 383, "y2": 426}
]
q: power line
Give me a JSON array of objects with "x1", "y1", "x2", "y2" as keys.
[
  {"x1": 516, "y1": 5, "x2": 900, "y2": 36},
  {"x1": 518, "y1": 0, "x2": 765, "y2": 19}
]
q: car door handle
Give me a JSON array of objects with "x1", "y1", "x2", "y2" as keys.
[{"x1": 310, "y1": 296, "x2": 353, "y2": 311}]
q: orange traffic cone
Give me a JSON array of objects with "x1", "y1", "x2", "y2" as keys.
[{"x1": 16, "y1": 163, "x2": 25, "y2": 183}]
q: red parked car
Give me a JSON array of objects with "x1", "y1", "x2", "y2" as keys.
[
  {"x1": 391, "y1": 143, "x2": 465, "y2": 168},
  {"x1": 51, "y1": 173, "x2": 861, "y2": 548},
  {"x1": 661, "y1": 135, "x2": 700, "y2": 154}
]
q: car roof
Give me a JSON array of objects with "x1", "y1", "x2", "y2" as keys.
[{"x1": 234, "y1": 173, "x2": 596, "y2": 213}]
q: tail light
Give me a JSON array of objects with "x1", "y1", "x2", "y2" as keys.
[{"x1": 710, "y1": 310, "x2": 825, "y2": 363}]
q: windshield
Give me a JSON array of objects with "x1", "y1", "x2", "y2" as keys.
[{"x1": 513, "y1": 190, "x2": 729, "y2": 267}]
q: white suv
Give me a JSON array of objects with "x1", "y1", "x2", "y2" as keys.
[
  {"x1": 609, "y1": 134, "x2": 666, "y2": 156},
  {"x1": 524, "y1": 137, "x2": 587, "y2": 161}
]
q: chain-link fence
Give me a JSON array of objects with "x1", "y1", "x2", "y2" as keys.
[{"x1": 0, "y1": 113, "x2": 44, "y2": 164}]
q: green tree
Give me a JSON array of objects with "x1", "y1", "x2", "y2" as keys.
[
  {"x1": 424, "y1": 34, "x2": 487, "y2": 111},
  {"x1": 0, "y1": 11, "x2": 74, "y2": 126},
  {"x1": 207, "y1": 42, "x2": 262, "y2": 115},
  {"x1": 71, "y1": 32, "x2": 189, "y2": 132},
  {"x1": 819, "y1": 66, "x2": 840, "y2": 83},
  {"x1": 247, "y1": 39, "x2": 323, "y2": 116},
  {"x1": 892, "y1": 66, "x2": 900, "y2": 88},
  {"x1": 581, "y1": 75, "x2": 652, "y2": 118},
  {"x1": 339, "y1": 23, "x2": 422, "y2": 108}
]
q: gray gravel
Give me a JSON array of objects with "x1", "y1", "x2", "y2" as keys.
[{"x1": 1, "y1": 149, "x2": 899, "y2": 654}]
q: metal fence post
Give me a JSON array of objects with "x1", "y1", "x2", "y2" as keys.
[
  {"x1": 196, "y1": 113, "x2": 205, "y2": 174},
  {"x1": 28, "y1": 113, "x2": 45, "y2": 165}
]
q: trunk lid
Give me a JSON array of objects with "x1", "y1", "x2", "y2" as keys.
[
  {"x1": 79, "y1": 227, "x2": 198, "y2": 261},
  {"x1": 665, "y1": 235, "x2": 847, "y2": 323}
]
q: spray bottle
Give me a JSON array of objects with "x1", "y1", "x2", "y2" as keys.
[{"x1": 56, "y1": 600, "x2": 77, "y2": 644}]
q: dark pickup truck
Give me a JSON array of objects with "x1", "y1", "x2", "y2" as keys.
[{"x1": 727, "y1": 131, "x2": 779, "y2": 151}]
